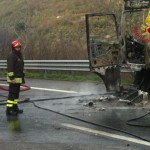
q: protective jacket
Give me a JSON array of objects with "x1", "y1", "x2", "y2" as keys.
[{"x1": 7, "y1": 51, "x2": 25, "y2": 84}]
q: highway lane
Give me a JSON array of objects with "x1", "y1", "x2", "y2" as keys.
[{"x1": 0, "y1": 78, "x2": 150, "y2": 150}]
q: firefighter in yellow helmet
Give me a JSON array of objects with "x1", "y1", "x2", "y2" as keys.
[{"x1": 6, "y1": 40, "x2": 25, "y2": 116}]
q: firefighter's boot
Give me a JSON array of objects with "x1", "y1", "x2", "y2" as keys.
[
  {"x1": 6, "y1": 102, "x2": 18, "y2": 116},
  {"x1": 13, "y1": 104, "x2": 23, "y2": 114},
  {"x1": 6, "y1": 107, "x2": 18, "y2": 116},
  {"x1": 6, "y1": 100, "x2": 17, "y2": 116},
  {"x1": 13, "y1": 99, "x2": 23, "y2": 114}
]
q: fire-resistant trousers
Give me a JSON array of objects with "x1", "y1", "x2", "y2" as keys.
[{"x1": 6, "y1": 84, "x2": 21, "y2": 108}]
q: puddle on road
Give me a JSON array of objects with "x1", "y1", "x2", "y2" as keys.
[{"x1": 7, "y1": 116, "x2": 22, "y2": 133}]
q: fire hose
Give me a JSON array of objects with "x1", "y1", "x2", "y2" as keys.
[{"x1": 0, "y1": 79, "x2": 31, "y2": 92}]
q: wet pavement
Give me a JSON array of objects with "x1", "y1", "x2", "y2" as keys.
[{"x1": 0, "y1": 78, "x2": 150, "y2": 150}]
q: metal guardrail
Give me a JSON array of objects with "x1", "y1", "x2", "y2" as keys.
[
  {"x1": 0, "y1": 60, "x2": 132, "y2": 72},
  {"x1": 0, "y1": 60, "x2": 90, "y2": 72}
]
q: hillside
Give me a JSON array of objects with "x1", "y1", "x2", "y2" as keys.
[{"x1": 0, "y1": 0, "x2": 122, "y2": 59}]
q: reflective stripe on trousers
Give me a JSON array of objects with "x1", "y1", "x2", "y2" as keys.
[{"x1": 6, "y1": 100, "x2": 15, "y2": 108}]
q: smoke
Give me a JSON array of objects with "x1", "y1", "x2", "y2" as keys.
[{"x1": 77, "y1": 82, "x2": 106, "y2": 95}]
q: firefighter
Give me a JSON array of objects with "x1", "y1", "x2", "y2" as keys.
[{"x1": 6, "y1": 40, "x2": 25, "y2": 116}]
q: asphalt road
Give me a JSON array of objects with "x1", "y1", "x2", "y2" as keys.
[{"x1": 0, "y1": 78, "x2": 150, "y2": 150}]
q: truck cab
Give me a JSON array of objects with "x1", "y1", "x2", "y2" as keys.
[{"x1": 86, "y1": 0, "x2": 150, "y2": 91}]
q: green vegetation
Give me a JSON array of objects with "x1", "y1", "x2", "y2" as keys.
[
  {"x1": 25, "y1": 71, "x2": 101, "y2": 81},
  {"x1": 0, "y1": 71, "x2": 6, "y2": 77},
  {"x1": 0, "y1": 70, "x2": 100, "y2": 82},
  {"x1": 24, "y1": 71, "x2": 133, "y2": 84},
  {"x1": 0, "y1": 0, "x2": 122, "y2": 60}
]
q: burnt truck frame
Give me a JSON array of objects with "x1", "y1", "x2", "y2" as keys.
[{"x1": 85, "y1": 0, "x2": 150, "y2": 91}]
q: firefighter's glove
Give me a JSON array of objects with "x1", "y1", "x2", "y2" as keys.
[{"x1": 11, "y1": 80, "x2": 16, "y2": 84}]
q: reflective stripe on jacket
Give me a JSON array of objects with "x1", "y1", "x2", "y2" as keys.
[{"x1": 7, "y1": 77, "x2": 23, "y2": 83}]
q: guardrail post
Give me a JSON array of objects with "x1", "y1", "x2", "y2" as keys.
[{"x1": 44, "y1": 70, "x2": 47, "y2": 79}]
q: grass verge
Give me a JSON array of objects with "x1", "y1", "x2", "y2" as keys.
[
  {"x1": 0, "y1": 71, "x2": 133, "y2": 84},
  {"x1": 25, "y1": 71, "x2": 101, "y2": 82}
]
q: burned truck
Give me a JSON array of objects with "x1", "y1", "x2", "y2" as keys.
[{"x1": 86, "y1": 0, "x2": 150, "y2": 92}]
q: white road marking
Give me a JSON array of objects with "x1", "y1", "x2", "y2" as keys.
[
  {"x1": 31, "y1": 86, "x2": 77, "y2": 93},
  {"x1": 61, "y1": 123, "x2": 150, "y2": 147},
  {"x1": 0, "y1": 84, "x2": 77, "y2": 94}
]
